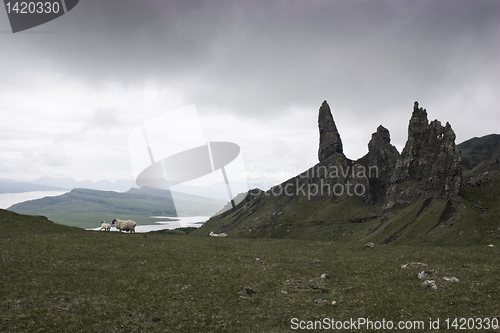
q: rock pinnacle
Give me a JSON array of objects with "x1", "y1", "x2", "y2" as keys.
[{"x1": 318, "y1": 101, "x2": 343, "y2": 162}]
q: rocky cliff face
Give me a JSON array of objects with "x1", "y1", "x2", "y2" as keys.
[
  {"x1": 262, "y1": 100, "x2": 461, "y2": 215},
  {"x1": 241, "y1": 101, "x2": 399, "y2": 211},
  {"x1": 192, "y1": 100, "x2": 500, "y2": 247},
  {"x1": 194, "y1": 100, "x2": 470, "y2": 240},
  {"x1": 318, "y1": 101, "x2": 343, "y2": 162},
  {"x1": 358, "y1": 125, "x2": 400, "y2": 206},
  {"x1": 382, "y1": 102, "x2": 462, "y2": 217}
]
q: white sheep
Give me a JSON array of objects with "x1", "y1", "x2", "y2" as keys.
[
  {"x1": 209, "y1": 231, "x2": 227, "y2": 237},
  {"x1": 111, "y1": 218, "x2": 138, "y2": 233},
  {"x1": 99, "y1": 221, "x2": 111, "y2": 231}
]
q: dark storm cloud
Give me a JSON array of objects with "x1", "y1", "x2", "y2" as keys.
[
  {"x1": 1, "y1": 0, "x2": 499, "y2": 181},
  {"x1": 3, "y1": 0, "x2": 498, "y2": 119}
]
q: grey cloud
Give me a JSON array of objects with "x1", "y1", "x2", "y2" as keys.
[
  {"x1": 3, "y1": 0, "x2": 498, "y2": 119},
  {"x1": 39, "y1": 151, "x2": 71, "y2": 167},
  {"x1": 0, "y1": 0, "x2": 498, "y2": 182},
  {"x1": 86, "y1": 108, "x2": 125, "y2": 130}
]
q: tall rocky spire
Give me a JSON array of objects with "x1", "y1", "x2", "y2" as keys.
[
  {"x1": 318, "y1": 101, "x2": 343, "y2": 162},
  {"x1": 383, "y1": 101, "x2": 462, "y2": 217}
]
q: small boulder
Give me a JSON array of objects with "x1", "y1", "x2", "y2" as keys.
[
  {"x1": 422, "y1": 280, "x2": 437, "y2": 290},
  {"x1": 401, "y1": 262, "x2": 427, "y2": 269},
  {"x1": 240, "y1": 287, "x2": 257, "y2": 298},
  {"x1": 365, "y1": 242, "x2": 375, "y2": 248},
  {"x1": 256, "y1": 258, "x2": 266, "y2": 265},
  {"x1": 443, "y1": 277, "x2": 459, "y2": 282},
  {"x1": 320, "y1": 274, "x2": 331, "y2": 279},
  {"x1": 314, "y1": 299, "x2": 335, "y2": 306},
  {"x1": 418, "y1": 269, "x2": 437, "y2": 279}
]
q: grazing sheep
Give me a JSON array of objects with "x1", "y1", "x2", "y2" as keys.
[
  {"x1": 209, "y1": 231, "x2": 227, "y2": 237},
  {"x1": 111, "y1": 218, "x2": 138, "y2": 233},
  {"x1": 100, "y1": 221, "x2": 111, "y2": 231}
]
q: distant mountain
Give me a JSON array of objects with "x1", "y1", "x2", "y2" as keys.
[
  {"x1": 25, "y1": 176, "x2": 257, "y2": 198},
  {"x1": 191, "y1": 101, "x2": 500, "y2": 247},
  {"x1": 29, "y1": 176, "x2": 136, "y2": 191},
  {"x1": 457, "y1": 134, "x2": 500, "y2": 171},
  {"x1": 0, "y1": 180, "x2": 67, "y2": 194},
  {"x1": 8, "y1": 187, "x2": 226, "y2": 229}
]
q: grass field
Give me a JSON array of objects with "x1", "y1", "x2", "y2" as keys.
[{"x1": 1, "y1": 209, "x2": 499, "y2": 332}]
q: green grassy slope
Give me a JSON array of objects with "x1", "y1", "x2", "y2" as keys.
[
  {"x1": 1, "y1": 209, "x2": 499, "y2": 332},
  {"x1": 457, "y1": 134, "x2": 500, "y2": 171},
  {"x1": 193, "y1": 172, "x2": 500, "y2": 247},
  {"x1": 190, "y1": 192, "x2": 380, "y2": 241},
  {"x1": 8, "y1": 188, "x2": 225, "y2": 229}
]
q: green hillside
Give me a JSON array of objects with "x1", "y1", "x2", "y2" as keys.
[
  {"x1": 457, "y1": 134, "x2": 500, "y2": 171},
  {"x1": 192, "y1": 132, "x2": 500, "y2": 247},
  {"x1": 8, "y1": 188, "x2": 225, "y2": 229},
  {"x1": 191, "y1": 173, "x2": 500, "y2": 247},
  {"x1": 1, "y1": 209, "x2": 499, "y2": 332}
]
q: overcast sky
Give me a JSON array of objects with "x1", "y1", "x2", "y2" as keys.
[{"x1": 0, "y1": 0, "x2": 499, "y2": 188}]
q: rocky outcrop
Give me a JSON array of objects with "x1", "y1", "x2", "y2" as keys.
[
  {"x1": 193, "y1": 100, "x2": 471, "y2": 241},
  {"x1": 358, "y1": 125, "x2": 400, "y2": 206},
  {"x1": 318, "y1": 101, "x2": 343, "y2": 162},
  {"x1": 239, "y1": 101, "x2": 369, "y2": 205},
  {"x1": 383, "y1": 102, "x2": 462, "y2": 217}
]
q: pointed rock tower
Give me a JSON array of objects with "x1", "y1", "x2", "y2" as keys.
[
  {"x1": 383, "y1": 101, "x2": 462, "y2": 216},
  {"x1": 318, "y1": 101, "x2": 343, "y2": 162},
  {"x1": 358, "y1": 125, "x2": 400, "y2": 206}
]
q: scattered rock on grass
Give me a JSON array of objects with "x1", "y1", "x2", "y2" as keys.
[
  {"x1": 488, "y1": 244, "x2": 495, "y2": 247},
  {"x1": 313, "y1": 259, "x2": 321, "y2": 264},
  {"x1": 314, "y1": 299, "x2": 336, "y2": 306},
  {"x1": 418, "y1": 269, "x2": 437, "y2": 280},
  {"x1": 422, "y1": 280, "x2": 438, "y2": 290},
  {"x1": 401, "y1": 262, "x2": 427, "y2": 269},
  {"x1": 320, "y1": 274, "x2": 331, "y2": 279},
  {"x1": 240, "y1": 287, "x2": 257, "y2": 298},
  {"x1": 365, "y1": 242, "x2": 375, "y2": 248},
  {"x1": 443, "y1": 277, "x2": 459, "y2": 282},
  {"x1": 256, "y1": 258, "x2": 266, "y2": 265}
]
